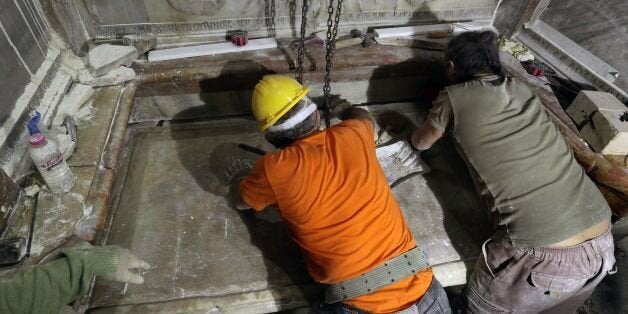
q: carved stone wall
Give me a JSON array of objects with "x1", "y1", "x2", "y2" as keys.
[{"x1": 48, "y1": 0, "x2": 498, "y2": 51}]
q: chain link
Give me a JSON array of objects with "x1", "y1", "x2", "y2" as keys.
[
  {"x1": 323, "y1": 0, "x2": 343, "y2": 128},
  {"x1": 264, "y1": 0, "x2": 276, "y2": 38},
  {"x1": 295, "y1": 0, "x2": 309, "y2": 83}
]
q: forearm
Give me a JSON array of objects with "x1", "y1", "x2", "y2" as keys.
[
  {"x1": 411, "y1": 121, "x2": 444, "y2": 150},
  {"x1": 338, "y1": 107, "x2": 379, "y2": 141},
  {"x1": 339, "y1": 107, "x2": 375, "y2": 126},
  {"x1": 0, "y1": 249, "x2": 116, "y2": 314},
  {"x1": 230, "y1": 178, "x2": 251, "y2": 210}
]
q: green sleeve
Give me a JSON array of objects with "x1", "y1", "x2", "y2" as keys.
[
  {"x1": 427, "y1": 91, "x2": 453, "y2": 133},
  {"x1": 0, "y1": 246, "x2": 119, "y2": 314}
]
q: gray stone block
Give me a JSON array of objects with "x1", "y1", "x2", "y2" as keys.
[
  {"x1": 79, "y1": 66, "x2": 136, "y2": 87},
  {"x1": 567, "y1": 91, "x2": 626, "y2": 127},
  {"x1": 88, "y1": 44, "x2": 139, "y2": 77},
  {"x1": 123, "y1": 34, "x2": 157, "y2": 56},
  {"x1": 580, "y1": 109, "x2": 628, "y2": 155}
]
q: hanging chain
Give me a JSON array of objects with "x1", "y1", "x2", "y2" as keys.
[
  {"x1": 295, "y1": 0, "x2": 309, "y2": 83},
  {"x1": 323, "y1": 0, "x2": 343, "y2": 128},
  {"x1": 264, "y1": 0, "x2": 276, "y2": 38}
]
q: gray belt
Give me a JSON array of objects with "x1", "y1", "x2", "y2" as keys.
[{"x1": 324, "y1": 247, "x2": 430, "y2": 304}]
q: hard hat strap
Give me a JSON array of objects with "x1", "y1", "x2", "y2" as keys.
[{"x1": 266, "y1": 101, "x2": 317, "y2": 133}]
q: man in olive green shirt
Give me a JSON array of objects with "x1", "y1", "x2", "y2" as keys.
[
  {"x1": 411, "y1": 31, "x2": 614, "y2": 313},
  {"x1": 0, "y1": 245, "x2": 149, "y2": 314}
]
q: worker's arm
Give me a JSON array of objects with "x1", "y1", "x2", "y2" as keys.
[
  {"x1": 338, "y1": 107, "x2": 375, "y2": 128},
  {"x1": 410, "y1": 91, "x2": 452, "y2": 150},
  {"x1": 230, "y1": 178, "x2": 251, "y2": 210},
  {"x1": 0, "y1": 246, "x2": 148, "y2": 314},
  {"x1": 410, "y1": 122, "x2": 444, "y2": 150},
  {"x1": 227, "y1": 158, "x2": 277, "y2": 211},
  {"x1": 332, "y1": 100, "x2": 378, "y2": 140},
  {"x1": 226, "y1": 158, "x2": 254, "y2": 210}
]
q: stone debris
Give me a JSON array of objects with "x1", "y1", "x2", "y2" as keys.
[
  {"x1": 23, "y1": 184, "x2": 41, "y2": 197},
  {"x1": 79, "y1": 66, "x2": 136, "y2": 87},
  {"x1": 39, "y1": 72, "x2": 73, "y2": 128},
  {"x1": 123, "y1": 34, "x2": 157, "y2": 56},
  {"x1": 499, "y1": 38, "x2": 534, "y2": 62},
  {"x1": 52, "y1": 132, "x2": 76, "y2": 160},
  {"x1": 59, "y1": 50, "x2": 87, "y2": 80},
  {"x1": 88, "y1": 44, "x2": 138, "y2": 77},
  {"x1": 52, "y1": 84, "x2": 94, "y2": 126}
]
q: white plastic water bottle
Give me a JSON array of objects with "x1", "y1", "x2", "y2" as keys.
[{"x1": 29, "y1": 133, "x2": 75, "y2": 194}]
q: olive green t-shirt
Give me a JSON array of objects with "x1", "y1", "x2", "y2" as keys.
[{"x1": 428, "y1": 76, "x2": 610, "y2": 247}]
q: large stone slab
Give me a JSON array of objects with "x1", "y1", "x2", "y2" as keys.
[
  {"x1": 0, "y1": 23, "x2": 31, "y2": 127},
  {"x1": 0, "y1": 0, "x2": 45, "y2": 72},
  {"x1": 91, "y1": 110, "x2": 489, "y2": 310},
  {"x1": 67, "y1": 86, "x2": 122, "y2": 167}
]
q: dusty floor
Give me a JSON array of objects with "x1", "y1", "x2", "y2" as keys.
[{"x1": 89, "y1": 103, "x2": 492, "y2": 312}]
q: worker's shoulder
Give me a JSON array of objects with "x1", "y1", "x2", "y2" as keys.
[
  {"x1": 447, "y1": 75, "x2": 518, "y2": 88},
  {"x1": 332, "y1": 118, "x2": 373, "y2": 134},
  {"x1": 262, "y1": 140, "x2": 321, "y2": 165}
]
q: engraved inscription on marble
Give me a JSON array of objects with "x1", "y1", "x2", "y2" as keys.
[
  {"x1": 519, "y1": 30, "x2": 627, "y2": 102},
  {"x1": 94, "y1": 7, "x2": 496, "y2": 38}
]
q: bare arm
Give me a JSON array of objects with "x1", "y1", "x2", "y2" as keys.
[
  {"x1": 337, "y1": 106, "x2": 379, "y2": 141},
  {"x1": 410, "y1": 121, "x2": 444, "y2": 150},
  {"x1": 339, "y1": 107, "x2": 375, "y2": 127},
  {"x1": 229, "y1": 178, "x2": 251, "y2": 210}
]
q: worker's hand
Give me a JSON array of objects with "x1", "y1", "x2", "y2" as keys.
[
  {"x1": 112, "y1": 248, "x2": 151, "y2": 284},
  {"x1": 225, "y1": 157, "x2": 253, "y2": 183},
  {"x1": 329, "y1": 99, "x2": 353, "y2": 118},
  {"x1": 62, "y1": 244, "x2": 150, "y2": 285}
]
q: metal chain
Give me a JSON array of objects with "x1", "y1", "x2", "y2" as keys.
[
  {"x1": 264, "y1": 0, "x2": 276, "y2": 38},
  {"x1": 295, "y1": 0, "x2": 309, "y2": 83},
  {"x1": 323, "y1": 0, "x2": 343, "y2": 128}
]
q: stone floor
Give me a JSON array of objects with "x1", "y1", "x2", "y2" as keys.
[{"x1": 89, "y1": 103, "x2": 492, "y2": 313}]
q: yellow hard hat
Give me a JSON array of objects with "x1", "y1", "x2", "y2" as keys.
[{"x1": 252, "y1": 75, "x2": 310, "y2": 131}]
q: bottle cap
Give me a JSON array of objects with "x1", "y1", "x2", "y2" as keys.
[
  {"x1": 27, "y1": 112, "x2": 41, "y2": 135},
  {"x1": 29, "y1": 133, "x2": 46, "y2": 146}
]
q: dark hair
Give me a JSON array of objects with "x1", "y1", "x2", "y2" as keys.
[
  {"x1": 445, "y1": 31, "x2": 503, "y2": 82},
  {"x1": 265, "y1": 97, "x2": 319, "y2": 148}
]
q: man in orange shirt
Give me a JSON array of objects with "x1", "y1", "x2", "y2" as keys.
[{"x1": 227, "y1": 75, "x2": 451, "y2": 313}]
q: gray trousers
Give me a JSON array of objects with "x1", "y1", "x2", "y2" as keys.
[
  {"x1": 462, "y1": 228, "x2": 615, "y2": 313},
  {"x1": 313, "y1": 277, "x2": 451, "y2": 313}
]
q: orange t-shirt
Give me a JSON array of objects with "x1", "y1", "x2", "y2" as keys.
[{"x1": 240, "y1": 119, "x2": 433, "y2": 313}]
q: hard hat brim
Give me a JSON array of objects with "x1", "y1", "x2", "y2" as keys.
[{"x1": 259, "y1": 85, "x2": 310, "y2": 131}]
